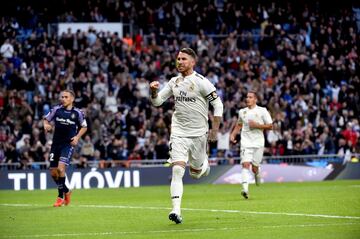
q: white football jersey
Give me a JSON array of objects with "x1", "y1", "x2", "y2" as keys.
[
  {"x1": 156, "y1": 71, "x2": 218, "y2": 137},
  {"x1": 238, "y1": 105, "x2": 273, "y2": 148}
]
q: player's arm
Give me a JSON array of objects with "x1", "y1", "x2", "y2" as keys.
[
  {"x1": 71, "y1": 127, "x2": 87, "y2": 146},
  {"x1": 249, "y1": 108, "x2": 273, "y2": 130},
  {"x1": 248, "y1": 121, "x2": 273, "y2": 130},
  {"x1": 43, "y1": 119, "x2": 53, "y2": 132},
  {"x1": 43, "y1": 106, "x2": 59, "y2": 132},
  {"x1": 208, "y1": 96, "x2": 223, "y2": 142},
  {"x1": 230, "y1": 122, "x2": 242, "y2": 144},
  {"x1": 201, "y1": 77, "x2": 224, "y2": 142},
  {"x1": 71, "y1": 113, "x2": 88, "y2": 146},
  {"x1": 70, "y1": 126, "x2": 87, "y2": 146},
  {"x1": 149, "y1": 81, "x2": 172, "y2": 106}
]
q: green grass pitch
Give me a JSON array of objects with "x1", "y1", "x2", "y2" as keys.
[{"x1": 0, "y1": 180, "x2": 360, "y2": 239}]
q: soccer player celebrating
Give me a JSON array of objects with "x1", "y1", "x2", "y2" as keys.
[
  {"x1": 43, "y1": 89, "x2": 87, "y2": 207},
  {"x1": 230, "y1": 91, "x2": 273, "y2": 199},
  {"x1": 149, "y1": 48, "x2": 223, "y2": 224}
]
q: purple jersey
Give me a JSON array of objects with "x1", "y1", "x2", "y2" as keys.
[{"x1": 44, "y1": 105, "x2": 87, "y2": 145}]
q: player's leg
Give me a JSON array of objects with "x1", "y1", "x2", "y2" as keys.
[
  {"x1": 252, "y1": 165, "x2": 260, "y2": 186},
  {"x1": 168, "y1": 136, "x2": 189, "y2": 224},
  {"x1": 251, "y1": 147, "x2": 264, "y2": 186},
  {"x1": 58, "y1": 145, "x2": 74, "y2": 206},
  {"x1": 49, "y1": 147, "x2": 64, "y2": 206},
  {"x1": 50, "y1": 167, "x2": 65, "y2": 207},
  {"x1": 240, "y1": 148, "x2": 253, "y2": 199},
  {"x1": 169, "y1": 161, "x2": 185, "y2": 224},
  {"x1": 188, "y1": 134, "x2": 210, "y2": 179}
]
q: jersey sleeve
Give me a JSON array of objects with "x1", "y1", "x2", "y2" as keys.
[
  {"x1": 44, "y1": 105, "x2": 61, "y2": 122},
  {"x1": 199, "y1": 78, "x2": 217, "y2": 102},
  {"x1": 75, "y1": 109, "x2": 88, "y2": 128},
  {"x1": 262, "y1": 108, "x2": 273, "y2": 124},
  {"x1": 237, "y1": 110, "x2": 244, "y2": 124},
  {"x1": 158, "y1": 81, "x2": 173, "y2": 102}
]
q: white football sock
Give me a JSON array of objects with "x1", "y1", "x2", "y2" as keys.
[
  {"x1": 170, "y1": 165, "x2": 185, "y2": 215},
  {"x1": 241, "y1": 168, "x2": 250, "y2": 193}
]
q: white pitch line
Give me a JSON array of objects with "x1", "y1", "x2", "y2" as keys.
[
  {"x1": 1, "y1": 203, "x2": 360, "y2": 220},
  {"x1": 1, "y1": 223, "x2": 359, "y2": 238},
  {"x1": 349, "y1": 185, "x2": 360, "y2": 188},
  {"x1": 79, "y1": 204, "x2": 360, "y2": 220}
]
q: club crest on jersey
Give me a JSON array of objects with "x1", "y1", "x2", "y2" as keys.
[
  {"x1": 71, "y1": 113, "x2": 76, "y2": 119},
  {"x1": 175, "y1": 77, "x2": 183, "y2": 87}
]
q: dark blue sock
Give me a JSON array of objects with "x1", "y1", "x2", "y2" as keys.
[
  {"x1": 59, "y1": 177, "x2": 69, "y2": 194},
  {"x1": 52, "y1": 176, "x2": 63, "y2": 198}
]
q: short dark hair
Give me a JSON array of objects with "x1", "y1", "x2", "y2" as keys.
[{"x1": 179, "y1": 48, "x2": 197, "y2": 60}]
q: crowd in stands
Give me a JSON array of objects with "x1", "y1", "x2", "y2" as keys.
[{"x1": 0, "y1": 0, "x2": 359, "y2": 169}]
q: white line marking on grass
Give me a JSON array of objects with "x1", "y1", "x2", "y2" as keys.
[
  {"x1": 1, "y1": 223, "x2": 359, "y2": 238},
  {"x1": 349, "y1": 185, "x2": 360, "y2": 188},
  {"x1": 1, "y1": 203, "x2": 360, "y2": 220},
  {"x1": 78, "y1": 204, "x2": 360, "y2": 220}
]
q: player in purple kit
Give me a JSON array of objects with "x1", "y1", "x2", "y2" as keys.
[{"x1": 43, "y1": 90, "x2": 87, "y2": 207}]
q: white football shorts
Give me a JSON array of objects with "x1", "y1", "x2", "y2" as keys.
[
  {"x1": 168, "y1": 134, "x2": 208, "y2": 169},
  {"x1": 240, "y1": 147, "x2": 264, "y2": 167}
]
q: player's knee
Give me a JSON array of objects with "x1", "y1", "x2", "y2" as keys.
[
  {"x1": 242, "y1": 162, "x2": 251, "y2": 169},
  {"x1": 172, "y1": 165, "x2": 185, "y2": 179},
  {"x1": 50, "y1": 169, "x2": 58, "y2": 177},
  {"x1": 57, "y1": 167, "x2": 65, "y2": 176}
]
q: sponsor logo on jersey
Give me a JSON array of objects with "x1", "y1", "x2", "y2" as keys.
[
  {"x1": 56, "y1": 117, "x2": 76, "y2": 125},
  {"x1": 175, "y1": 96, "x2": 196, "y2": 102},
  {"x1": 175, "y1": 90, "x2": 196, "y2": 103}
]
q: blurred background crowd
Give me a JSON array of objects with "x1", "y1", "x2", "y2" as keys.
[{"x1": 0, "y1": 0, "x2": 359, "y2": 168}]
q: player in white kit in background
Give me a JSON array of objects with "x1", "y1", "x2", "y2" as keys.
[
  {"x1": 149, "y1": 48, "x2": 223, "y2": 224},
  {"x1": 230, "y1": 91, "x2": 273, "y2": 199}
]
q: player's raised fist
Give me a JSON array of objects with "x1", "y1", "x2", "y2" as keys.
[{"x1": 149, "y1": 81, "x2": 160, "y2": 90}]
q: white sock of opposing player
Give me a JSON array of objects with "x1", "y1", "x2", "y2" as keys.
[
  {"x1": 241, "y1": 168, "x2": 250, "y2": 193},
  {"x1": 170, "y1": 165, "x2": 185, "y2": 215}
]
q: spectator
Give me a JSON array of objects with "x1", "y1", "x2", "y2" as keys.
[
  {"x1": 0, "y1": 39, "x2": 14, "y2": 58},
  {"x1": 79, "y1": 135, "x2": 95, "y2": 167}
]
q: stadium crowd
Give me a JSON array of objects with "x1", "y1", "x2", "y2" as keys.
[{"x1": 0, "y1": 0, "x2": 359, "y2": 168}]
